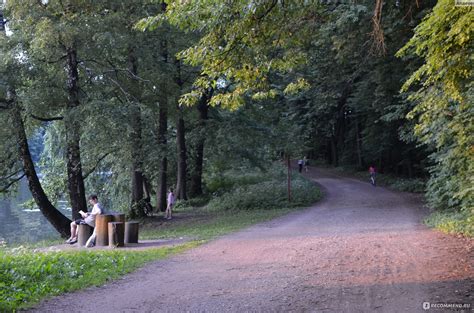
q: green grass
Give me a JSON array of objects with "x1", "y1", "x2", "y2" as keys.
[
  {"x1": 0, "y1": 242, "x2": 200, "y2": 311},
  {"x1": 424, "y1": 210, "x2": 474, "y2": 237},
  {"x1": 140, "y1": 208, "x2": 298, "y2": 241}
]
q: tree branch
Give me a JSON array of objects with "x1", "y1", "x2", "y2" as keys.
[
  {"x1": 30, "y1": 114, "x2": 64, "y2": 122},
  {"x1": 83, "y1": 149, "x2": 118, "y2": 180},
  {"x1": 0, "y1": 173, "x2": 26, "y2": 193}
]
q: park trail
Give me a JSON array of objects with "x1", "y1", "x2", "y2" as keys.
[{"x1": 29, "y1": 167, "x2": 473, "y2": 313}]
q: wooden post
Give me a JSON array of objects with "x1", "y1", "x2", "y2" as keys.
[
  {"x1": 78, "y1": 224, "x2": 93, "y2": 246},
  {"x1": 108, "y1": 222, "x2": 125, "y2": 247},
  {"x1": 95, "y1": 214, "x2": 113, "y2": 246},
  {"x1": 125, "y1": 221, "x2": 139, "y2": 244}
]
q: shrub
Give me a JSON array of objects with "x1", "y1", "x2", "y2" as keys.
[
  {"x1": 424, "y1": 209, "x2": 474, "y2": 237},
  {"x1": 389, "y1": 178, "x2": 426, "y2": 193},
  {"x1": 206, "y1": 175, "x2": 321, "y2": 212}
]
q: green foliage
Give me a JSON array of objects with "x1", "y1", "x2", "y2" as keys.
[
  {"x1": 397, "y1": 0, "x2": 473, "y2": 214},
  {"x1": 205, "y1": 165, "x2": 321, "y2": 211},
  {"x1": 139, "y1": 1, "x2": 321, "y2": 108},
  {"x1": 206, "y1": 176, "x2": 320, "y2": 211},
  {"x1": 0, "y1": 243, "x2": 198, "y2": 311},
  {"x1": 424, "y1": 210, "x2": 474, "y2": 237},
  {"x1": 205, "y1": 171, "x2": 267, "y2": 194}
]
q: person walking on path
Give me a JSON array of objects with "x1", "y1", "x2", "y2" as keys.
[
  {"x1": 298, "y1": 159, "x2": 304, "y2": 173},
  {"x1": 165, "y1": 188, "x2": 175, "y2": 220},
  {"x1": 66, "y1": 194, "x2": 103, "y2": 244},
  {"x1": 369, "y1": 165, "x2": 377, "y2": 186},
  {"x1": 303, "y1": 156, "x2": 309, "y2": 172}
]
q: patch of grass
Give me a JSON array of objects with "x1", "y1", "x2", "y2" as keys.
[
  {"x1": 140, "y1": 208, "x2": 296, "y2": 241},
  {"x1": 424, "y1": 210, "x2": 474, "y2": 237},
  {"x1": 0, "y1": 242, "x2": 200, "y2": 311}
]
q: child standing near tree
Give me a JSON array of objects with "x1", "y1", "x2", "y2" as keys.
[{"x1": 165, "y1": 187, "x2": 175, "y2": 220}]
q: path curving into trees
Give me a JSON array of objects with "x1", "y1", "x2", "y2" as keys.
[{"x1": 31, "y1": 167, "x2": 473, "y2": 312}]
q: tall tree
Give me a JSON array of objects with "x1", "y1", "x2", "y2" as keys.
[
  {"x1": 189, "y1": 88, "x2": 213, "y2": 197},
  {"x1": 397, "y1": 0, "x2": 473, "y2": 212},
  {"x1": 0, "y1": 4, "x2": 70, "y2": 236}
]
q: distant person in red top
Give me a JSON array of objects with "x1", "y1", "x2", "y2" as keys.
[{"x1": 369, "y1": 165, "x2": 376, "y2": 186}]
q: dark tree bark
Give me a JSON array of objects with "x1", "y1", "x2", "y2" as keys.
[
  {"x1": 189, "y1": 90, "x2": 212, "y2": 197},
  {"x1": 330, "y1": 83, "x2": 352, "y2": 167},
  {"x1": 355, "y1": 118, "x2": 363, "y2": 169},
  {"x1": 11, "y1": 102, "x2": 71, "y2": 237},
  {"x1": 157, "y1": 102, "x2": 168, "y2": 212},
  {"x1": 330, "y1": 137, "x2": 338, "y2": 167},
  {"x1": 175, "y1": 110, "x2": 188, "y2": 200},
  {"x1": 156, "y1": 5, "x2": 170, "y2": 211},
  {"x1": 128, "y1": 47, "x2": 147, "y2": 217},
  {"x1": 65, "y1": 48, "x2": 87, "y2": 220},
  {"x1": 287, "y1": 155, "x2": 292, "y2": 202}
]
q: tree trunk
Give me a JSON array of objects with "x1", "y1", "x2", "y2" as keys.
[
  {"x1": 175, "y1": 110, "x2": 188, "y2": 200},
  {"x1": 157, "y1": 102, "x2": 168, "y2": 212},
  {"x1": 2, "y1": 12, "x2": 70, "y2": 237},
  {"x1": 355, "y1": 119, "x2": 363, "y2": 169},
  {"x1": 189, "y1": 91, "x2": 212, "y2": 197},
  {"x1": 11, "y1": 102, "x2": 71, "y2": 237},
  {"x1": 330, "y1": 136, "x2": 338, "y2": 167},
  {"x1": 128, "y1": 47, "x2": 146, "y2": 217},
  {"x1": 65, "y1": 48, "x2": 87, "y2": 220},
  {"x1": 287, "y1": 155, "x2": 291, "y2": 202},
  {"x1": 156, "y1": 11, "x2": 170, "y2": 211}
]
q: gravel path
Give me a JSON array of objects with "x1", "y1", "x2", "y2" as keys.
[{"x1": 30, "y1": 167, "x2": 473, "y2": 313}]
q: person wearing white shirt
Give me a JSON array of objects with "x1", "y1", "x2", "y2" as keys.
[
  {"x1": 66, "y1": 195, "x2": 103, "y2": 244},
  {"x1": 165, "y1": 188, "x2": 175, "y2": 220}
]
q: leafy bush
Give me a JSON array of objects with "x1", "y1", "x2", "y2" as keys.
[
  {"x1": 206, "y1": 175, "x2": 321, "y2": 211},
  {"x1": 424, "y1": 210, "x2": 474, "y2": 237},
  {"x1": 205, "y1": 171, "x2": 272, "y2": 194}
]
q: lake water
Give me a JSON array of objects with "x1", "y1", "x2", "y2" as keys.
[{"x1": 0, "y1": 180, "x2": 71, "y2": 245}]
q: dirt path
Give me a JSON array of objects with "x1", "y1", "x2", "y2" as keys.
[{"x1": 30, "y1": 168, "x2": 473, "y2": 313}]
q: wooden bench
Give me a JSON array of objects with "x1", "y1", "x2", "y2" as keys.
[
  {"x1": 95, "y1": 213, "x2": 125, "y2": 246},
  {"x1": 84, "y1": 213, "x2": 139, "y2": 248}
]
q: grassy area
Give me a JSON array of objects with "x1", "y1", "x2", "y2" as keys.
[
  {"x1": 0, "y1": 242, "x2": 199, "y2": 311},
  {"x1": 424, "y1": 210, "x2": 474, "y2": 237},
  {"x1": 140, "y1": 207, "x2": 298, "y2": 240}
]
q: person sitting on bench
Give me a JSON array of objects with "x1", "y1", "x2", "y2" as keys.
[{"x1": 66, "y1": 194, "x2": 103, "y2": 244}]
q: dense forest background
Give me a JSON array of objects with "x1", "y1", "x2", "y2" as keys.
[{"x1": 0, "y1": 0, "x2": 472, "y2": 237}]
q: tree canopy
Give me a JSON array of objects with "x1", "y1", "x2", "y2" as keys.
[{"x1": 0, "y1": 0, "x2": 472, "y2": 236}]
